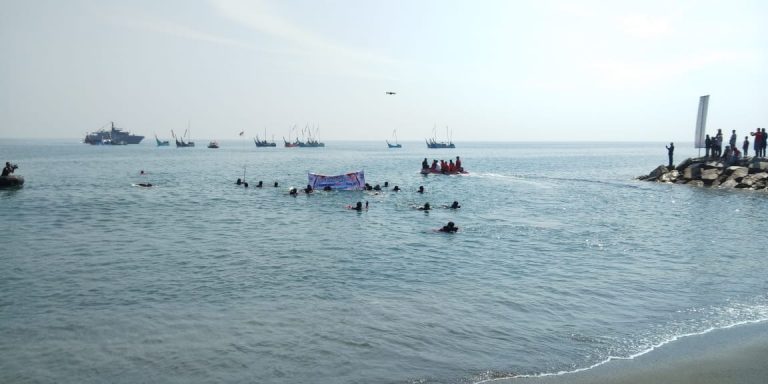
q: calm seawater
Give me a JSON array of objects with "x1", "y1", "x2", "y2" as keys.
[{"x1": 1, "y1": 140, "x2": 767, "y2": 384}]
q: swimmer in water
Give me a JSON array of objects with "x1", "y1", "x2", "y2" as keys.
[{"x1": 439, "y1": 221, "x2": 458, "y2": 233}]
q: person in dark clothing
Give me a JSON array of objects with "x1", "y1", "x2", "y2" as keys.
[
  {"x1": 729, "y1": 130, "x2": 737, "y2": 149},
  {"x1": 439, "y1": 222, "x2": 458, "y2": 233},
  {"x1": 235, "y1": 178, "x2": 242, "y2": 185},
  {"x1": 449, "y1": 201, "x2": 461, "y2": 209},
  {"x1": 705, "y1": 135, "x2": 711, "y2": 158},
  {"x1": 751, "y1": 128, "x2": 762, "y2": 158},
  {"x1": 743, "y1": 136, "x2": 750, "y2": 158},
  {"x1": 666, "y1": 142, "x2": 675, "y2": 167},
  {"x1": 2, "y1": 162, "x2": 16, "y2": 177},
  {"x1": 761, "y1": 128, "x2": 767, "y2": 157},
  {"x1": 422, "y1": 158, "x2": 429, "y2": 169},
  {"x1": 417, "y1": 185, "x2": 424, "y2": 194}
]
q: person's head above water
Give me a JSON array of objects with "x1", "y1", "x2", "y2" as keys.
[
  {"x1": 450, "y1": 201, "x2": 460, "y2": 209},
  {"x1": 440, "y1": 221, "x2": 458, "y2": 232}
]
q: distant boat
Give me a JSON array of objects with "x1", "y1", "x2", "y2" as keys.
[
  {"x1": 387, "y1": 129, "x2": 402, "y2": 148},
  {"x1": 284, "y1": 125, "x2": 298, "y2": 147},
  {"x1": 155, "y1": 134, "x2": 169, "y2": 146},
  {"x1": 207, "y1": 141, "x2": 219, "y2": 149},
  {"x1": 84, "y1": 122, "x2": 144, "y2": 145},
  {"x1": 172, "y1": 126, "x2": 195, "y2": 147},
  {"x1": 426, "y1": 126, "x2": 455, "y2": 148},
  {"x1": 296, "y1": 124, "x2": 325, "y2": 147},
  {"x1": 255, "y1": 128, "x2": 277, "y2": 147}
]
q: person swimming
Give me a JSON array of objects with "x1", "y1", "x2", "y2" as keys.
[
  {"x1": 417, "y1": 186, "x2": 424, "y2": 194},
  {"x1": 418, "y1": 202, "x2": 431, "y2": 211},
  {"x1": 373, "y1": 184, "x2": 381, "y2": 191},
  {"x1": 137, "y1": 183, "x2": 152, "y2": 187},
  {"x1": 274, "y1": 181, "x2": 279, "y2": 187},
  {"x1": 392, "y1": 185, "x2": 400, "y2": 192},
  {"x1": 349, "y1": 201, "x2": 365, "y2": 211},
  {"x1": 304, "y1": 184, "x2": 313, "y2": 194},
  {"x1": 439, "y1": 221, "x2": 458, "y2": 232},
  {"x1": 449, "y1": 201, "x2": 460, "y2": 209},
  {"x1": 236, "y1": 178, "x2": 243, "y2": 185},
  {"x1": 256, "y1": 181, "x2": 263, "y2": 188},
  {"x1": 289, "y1": 187, "x2": 298, "y2": 196},
  {"x1": 323, "y1": 186, "x2": 332, "y2": 191}
]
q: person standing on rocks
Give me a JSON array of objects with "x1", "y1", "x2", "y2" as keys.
[
  {"x1": 743, "y1": 136, "x2": 750, "y2": 158},
  {"x1": 751, "y1": 128, "x2": 762, "y2": 158},
  {"x1": 715, "y1": 129, "x2": 723, "y2": 158},
  {"x1": 705, "y1": 134, "x2": 712, "y2": 158},
  {"x1": 761, "y1": 128, "x2": 767, "y2": 157},
  {"x1": 729, "y1": 130, "x2": 738, "y2": 149},
  {"x1": 666, "y1": 142, "x2": 675, "y2": 167}
]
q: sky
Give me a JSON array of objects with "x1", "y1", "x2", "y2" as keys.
[{"x1": 0, "y1": 0, "x2": 766, "y2": 142}]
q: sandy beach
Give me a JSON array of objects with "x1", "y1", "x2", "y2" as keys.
[{"x1": 498, "y1": 321, "x2": 768, "y2": 384}]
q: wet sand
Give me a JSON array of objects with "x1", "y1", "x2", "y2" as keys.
[{"x1": 499, "y1": 321, "x2": 768, "y2": 384}]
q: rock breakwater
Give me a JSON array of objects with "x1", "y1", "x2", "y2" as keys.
[{"x1": 638, "y1": 157, "x2": 768, "y2": 190}]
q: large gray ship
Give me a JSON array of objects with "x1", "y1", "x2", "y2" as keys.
[{"x1": 84, "y1": 122, "x2": 144, "y2": 145}]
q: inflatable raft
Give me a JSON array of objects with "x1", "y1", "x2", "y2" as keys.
[{"x1": 0, "y1": 175, "x2": 24, "y2": 188}]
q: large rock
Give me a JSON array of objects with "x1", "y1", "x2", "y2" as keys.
[
  {"x1": 719, "y1": 179, "x2": 738, "y2": 189},
  {"x1": 687, "y1": 180, "x2": 705, "y2": 187},
  {"x1": 701, "y1": 168, "x2": 720, "y2": 181},
  {"x1": 725, "y1": 166, "x2": 749, "y2": 179},
  {"x1": 684, "y1": 163, "x2": 702, "y2": 180},
  {"x1": 675, "y1": 158, "x2": 694, "y2": 171},
  {"x1": 648, "y1": 165, "x2": 668, "y2": 180},
  {"x1": 749, "y1": 160, "x2": 768, "y2": 172}
]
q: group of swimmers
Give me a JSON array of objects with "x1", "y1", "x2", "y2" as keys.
[
  {"x1": 230, "y1": 172, "x2": 461, "y2": 233},
  {"x1": 421, "y1": 156, "x2": 464, "y2": 174}
]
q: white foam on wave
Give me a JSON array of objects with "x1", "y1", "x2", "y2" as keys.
[{"x1": 473, "y1": 302, "x2": 768, "y2": 384}]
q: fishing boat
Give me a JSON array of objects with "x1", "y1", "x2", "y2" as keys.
[
  {"x1": 387, "y1": 129, "x2": 402, "y2": 148},
  {"x1": 297, "y1": 124, "x2": 325, "y2": 147},
  {"x1": 284, "y1": 125, "x2": 300, "y2": 147},
  {"x1": 426, "y1": 126, "x2": 455, "y2": 149},
  {"x1": 255, "y1": 128, "x2": 277, "y2": 147},
  {"x1": 172, "y1": 126, "x2": 195, "y2": 147},
  {"x1": 84, "y1": 122, "x2": 144, "y2": 145},
  {"x1": 155, "y1": 134, "x2": 170, "y2": 146},
  {"x1": 207, "y1": 141, "x2": 219, "y2": 149}
]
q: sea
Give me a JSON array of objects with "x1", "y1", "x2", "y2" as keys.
[{"x1": 1, "y1": 139, "x2": 767, "y2": 384}]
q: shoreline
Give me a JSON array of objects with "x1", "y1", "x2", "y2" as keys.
[{"x1": 489, "y1": 320, "x2": 768, "y2": 384}]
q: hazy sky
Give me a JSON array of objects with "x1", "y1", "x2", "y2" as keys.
[{"x1": 1, "y1": 0, "x2": 766, "y2": 141}]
